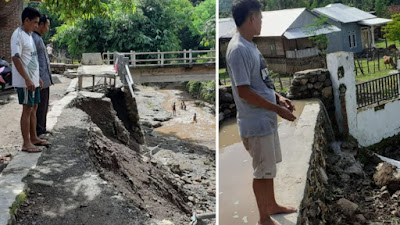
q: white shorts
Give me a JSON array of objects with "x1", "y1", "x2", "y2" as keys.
[{"x1": 242, "y1": 131, "x2": 282, "y2": 179}]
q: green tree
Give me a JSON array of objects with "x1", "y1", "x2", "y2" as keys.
[
  {"x1": 383, "y1": 13, "x2": 400, "y2": 43},
  {"x1": 192, "y1": 0, "x2": 216, "y2": 48}
]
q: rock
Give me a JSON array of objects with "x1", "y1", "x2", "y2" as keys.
[
  {"x1": 314, "y1": 82, "x2": 324, "y2": 89},
  {"x1": 219, "y1": 113, "x2": 224, "y2": 122},
  {"x1": 374, "y1": 162, "x2": 400, "y2": 192},
  {"x1": 309, "y1": 76, "x2": 317, "y2": 83},
  {"x1": 32, "y1": 179, "x2": 54, "y2": 187},
  {"x1": 380, "y1": 190, "x2": 390, "y2": 200},
  {"x1": 223, "y1": 109, "x2": 232, "y2": 115},
  {"x1": 322, "y1": 87, "x2": 333, "y2": 98},
  {"x1": 318, "y1": 74, "x2": 327, "y2": 82},
  {"x1": 188, "y1": 196, "x2": 195, "y2": 202},
  {"x1": 319, "y1": 167, "x2": 328, "y2": 185},
  {"x1": 221, "y1": 92, "x2": 233, "y2": 103},
  {"x1": 391, "y1": 209, "x2": 400, "y2": 217},
  {"x1": 341, "y1": 173, "x2": 350, "y2": 182},
  {"x1": 337, "y1": 198, "x2": 358, "y2": 216},
  {"x1": 300, "y1": 79, "x2": 308, "y2": 85},
  {"x1": 324, "y1": 79, "x2": 332, "y2": 87},
  {"x1": 229, "y1": 103, "x2": 236, "y2": 109},
  {"x1": 345, "y1": 163, "x2": 364, "y2": 177},
  {"x1": 307, "y1": 83, "x2": 314, "y2": 89}
]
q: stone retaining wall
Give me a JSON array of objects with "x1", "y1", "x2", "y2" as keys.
[
  {"x1": 219, "y1": 85, "x2": 236, "y2": 123},
  {"x1": 300, "y1": 101, "x2": 334, "y2": 224},
  {"x1": 287, "y1": 68, "x2": 333, "y2": 106}
]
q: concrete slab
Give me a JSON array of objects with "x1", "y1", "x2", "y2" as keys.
[
  {"x1": 219, "y1": 101, "x2": 321, "y2": 225},
  {"x1": 81, "y1": 53, "x2": 103, "y2": 65}
]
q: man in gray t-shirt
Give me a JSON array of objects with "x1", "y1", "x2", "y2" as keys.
[{"x1": 226, "y1": 0, "x2": 297, "y2": 224}]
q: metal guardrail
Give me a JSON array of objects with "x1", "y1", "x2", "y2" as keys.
[
  {"x1": 103, "y1": 49, "x2": 215, "y2": 67},
  {"x1": 115, "y1": 52, "x2": 135, "y2": 97},
  {"x1": 356, "y1": 72, "x2": 400, "y2": 109}
]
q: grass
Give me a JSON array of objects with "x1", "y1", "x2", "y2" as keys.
[
  {"x1": 354, "y1": 57, "x2": 394, "y2": 83},
  {"x1": 374, "y1": 39, "x2": 398, "y2": 49},
  {"x1": 219, "y1": 68, "x2": 231, "y2": 85}
]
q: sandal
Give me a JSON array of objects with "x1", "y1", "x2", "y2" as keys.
[
  {"x1": 33, "y1": 140, "x2": 51, "y2": 147},
  {"x1": 21, "y1": 147, "x2": 42, "y2": 153}
]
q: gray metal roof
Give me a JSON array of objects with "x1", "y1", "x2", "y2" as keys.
[
  {"x1": 219, "y1": 18, "x2": 236, "y2": 39},
  {"x1": 259, "y1": 8, "x2": 306, "y2": 37},
  {"x1": 219, "y1": 8, "x2": 308, "y2": 38},
  {"x1": 313, "y1": 3, "x2": 376, "y2": 23},
  {"x1": 284, "y1": 25, "x2": 341, "y2": 39},
  {"x1": 359, "y1": 18, "x2": 392, "y2": 26}
]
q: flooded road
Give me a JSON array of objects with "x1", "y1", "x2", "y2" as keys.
[{"x1": 219, "y1": 100, "x2": 310, "y2": 225}]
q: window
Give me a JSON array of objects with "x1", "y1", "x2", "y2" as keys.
[{"x1": 348, "y1": 31, "x2": 357, "y2": 48}]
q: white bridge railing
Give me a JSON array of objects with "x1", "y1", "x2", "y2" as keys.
[{"x1": 103, "y1": 49, "x2": 215, "y2": 67}]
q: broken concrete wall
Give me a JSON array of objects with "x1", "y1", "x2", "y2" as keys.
[{"x1": 327, "y1": 51, "x2": 400, "y2": 146}]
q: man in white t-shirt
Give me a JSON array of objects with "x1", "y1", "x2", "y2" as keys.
[{"x1": 11, "y1": 7, "x2": 50, "y2": 153}]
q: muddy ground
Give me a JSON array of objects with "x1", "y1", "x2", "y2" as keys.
[
  {"x1": 1, "y1": 79, "x2": 215, "y2": 224},
  {"x1": 325, "y1": 139, "x2": 400, "y2": 225}
]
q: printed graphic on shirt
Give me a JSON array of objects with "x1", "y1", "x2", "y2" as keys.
[{"x1": 259, "y1": 53, "x2": 275, "y2": 90}]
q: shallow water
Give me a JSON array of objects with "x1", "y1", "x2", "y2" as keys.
[
  {"x1": 218, "y1": 100, "x2": 312, "y2": 225},
  {"x1": 153, "y1": 85, "x2": 216, "y2": 150}
]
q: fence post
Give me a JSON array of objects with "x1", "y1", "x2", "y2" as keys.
[
  {"x1": 157, "y1": 50, "x2": 161, "y2": 65},
  {"x1": 161, "y1": 52, "x2": 164, "y2": 66},
  {"x1": 131, "y1": 51, "x2": 136, "y2": 67},
  {"x1": 189, "y1": 49, "x2": 193, "y2": 64},
  {"x1": 184, "y1": 49, "x2": 187, "y2": 64},
  {"x1": 107, "y1": 51, "x2": 110, "y2": 65}
]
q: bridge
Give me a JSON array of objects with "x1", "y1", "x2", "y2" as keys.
[{"x1": 104, "y1": 49, "x2": 215, "y2": 84}]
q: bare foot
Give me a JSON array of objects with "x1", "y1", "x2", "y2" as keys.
[
  {"x1": 258, "y1": 217, "x2": 280, "y2": 225},
  {"x1": 21, "y1": 143, "x2": 42, "y2": 153},
  {"x1": 269, "y1": 204, "x2": 297, "y2": 215}
]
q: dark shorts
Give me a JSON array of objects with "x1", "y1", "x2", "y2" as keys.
[{"x1": 17, "y1": 87, "x2": 40, "y2": 106}]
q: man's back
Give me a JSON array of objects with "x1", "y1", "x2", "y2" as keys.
[{"x1": 226, "y1": 33, "x2": 277, "y2": 138}]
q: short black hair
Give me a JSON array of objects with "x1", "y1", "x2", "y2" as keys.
[
  {"x1": 21, "y1": 7, "x2": 41, "y2": 23},
  {"x1": 232, "y1": 0, "x2": 262, "y2": 27},
  {"x1": 39, "y1": 14, "x2": 49, "y2": 25}
]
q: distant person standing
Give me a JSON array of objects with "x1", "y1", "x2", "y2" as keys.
[
  {"x1": 33, "y1": 14, "x2": 53, "y2": 138},
  {"x1": 172, "y1": 102, "x2": 176, "y2": 116},
  {"x1": 47, "y1": 42, "x2": 53, "y2": 62},
  {"x1": 11, "y1": 7, "x2": 50, "y2": 152},
  {"x1": 192, "y1": 113, "x2": 197, "y2": 123}
]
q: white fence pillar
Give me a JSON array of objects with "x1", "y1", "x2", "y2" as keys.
[
  {"x1": 327, "y1": 52, "x2": 357, "y2": 137},
  {"x1": 130, "y1": 50, "x2": 135, "y2": 66}
]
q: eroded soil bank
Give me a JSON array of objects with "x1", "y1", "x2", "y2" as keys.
[{"x1": 14, "y1": 84, "x2": 215, "y2": 225}]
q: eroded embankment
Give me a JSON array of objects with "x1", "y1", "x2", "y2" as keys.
[
  {"x1": 74, "y1": 88, "x2": 215, "y2": 223},
  {"x1": 15, "y1": 87, "x2": 215, "y2": 225}
]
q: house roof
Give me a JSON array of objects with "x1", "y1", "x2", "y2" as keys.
[
  {"x1": 284, "y1": 25, "x2": 341, "y2": 39},
  {"x1": 313, "y1": 3, "x2": 376, "y2": 23},
  {"x1": 359, "y1": 18, "x2": 392, "y2": 26},
  {"x1": 259, "y1": 8, "x2": 306, "y2": 37},
  {"x1": 220, "y1": 8, "x2": 316, "y2": 38},
  {"x1": 219, "y1": 18, "x2": 236, "y2": 39}
]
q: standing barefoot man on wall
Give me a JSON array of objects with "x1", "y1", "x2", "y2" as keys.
[
  {"x1": 226, "y1": 0, "x2": 297, "y2": 224},
  {"x1": 11, "y1": 7, "x2": 50, "y2": 153}
]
